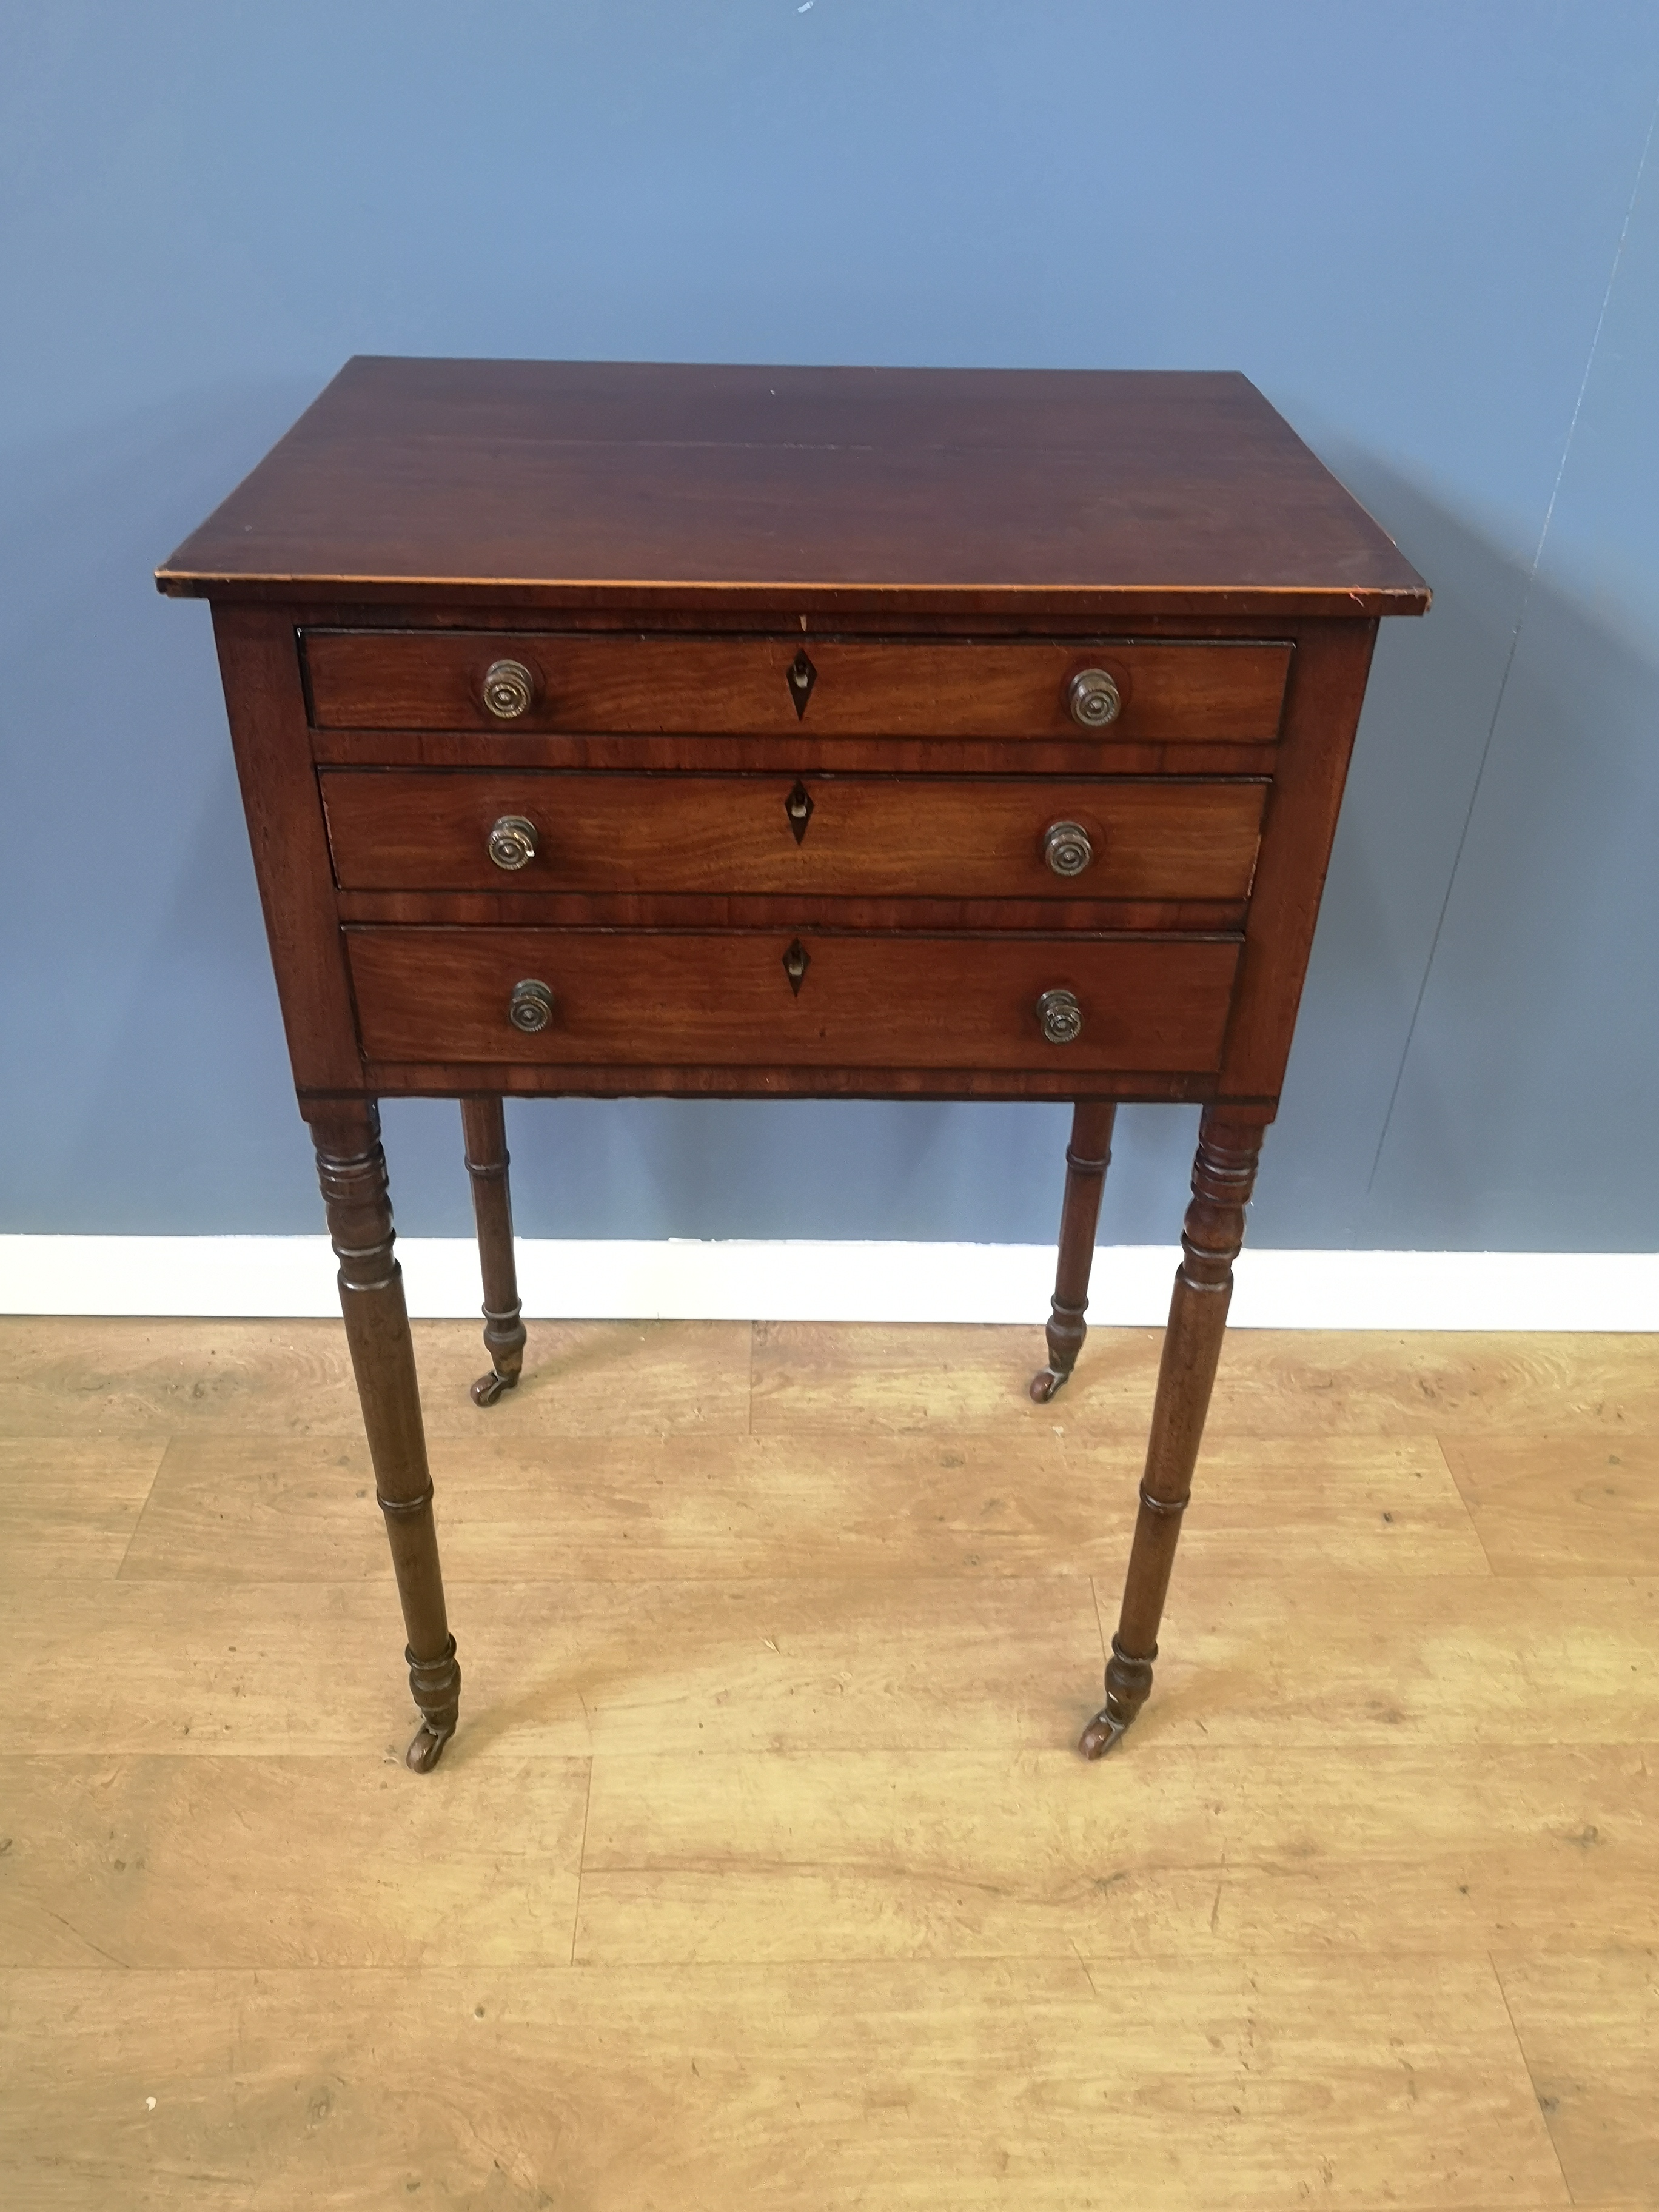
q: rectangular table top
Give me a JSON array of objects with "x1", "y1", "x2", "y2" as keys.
[{"x1": 156, "y1": 358, "x2": 1429, "y2": 621}]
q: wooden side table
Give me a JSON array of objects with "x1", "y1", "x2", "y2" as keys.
[{"x1": 158, "y1": 358, "x2": 1429, "y2": 1771}]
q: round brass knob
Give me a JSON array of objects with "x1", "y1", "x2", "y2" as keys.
[
  {"x1": 481, "y1": 659, "x2": 535, "y2": 720},
  {"x1": 487, "y1": 816, "x2": 538, "y2": 871},
  {"x1": 1066, "y1": 668, "x2": 1121, "y2": 728},
  {"x1": 1042, "y1": 820, "x2": 1094, "y2": 877},
  {"x1": 508, "y1": 979, "x2": 555, "y2": 1034},
  {"x1": 1036, "y1": 988, "x2": 1083, "y2": 1045}
]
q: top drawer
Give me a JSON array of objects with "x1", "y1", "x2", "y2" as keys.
[{"x1": 301, "y1": 632, "x2": 1292, "y2": 743}]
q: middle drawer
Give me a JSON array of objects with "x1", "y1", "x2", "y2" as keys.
[{"x1": 320, "y1": 771, "x2": 1265, "y2": 902}]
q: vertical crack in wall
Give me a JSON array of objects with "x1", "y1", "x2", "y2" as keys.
[{"x1": 1366, "y1": 87, "x2": 1659, "y2": 1195}]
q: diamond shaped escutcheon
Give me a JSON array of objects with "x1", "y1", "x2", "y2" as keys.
[{"x1": 786, "y1": 649, "x2": 817, "y2": 719}]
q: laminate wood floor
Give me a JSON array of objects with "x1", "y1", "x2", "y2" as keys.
[{"x1": 1, "y1": 1316, "x2": 1654, "y2": 2210}]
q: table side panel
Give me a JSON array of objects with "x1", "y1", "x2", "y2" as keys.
[
  {"x1": 1218, "y1": 618, "x2": 1378, "y2": 1099},
  {"x1": 210, "y1": 604, "x2": 365, "y2": 1093}
]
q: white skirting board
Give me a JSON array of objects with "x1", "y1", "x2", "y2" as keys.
[{"x1": 0, "y1": 1236, "x2": 1655, "y2": 1329}]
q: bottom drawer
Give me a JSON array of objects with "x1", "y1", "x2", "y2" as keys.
[{"x1": 346, "y1": 928, "x2": 1239, "y2": 1074}]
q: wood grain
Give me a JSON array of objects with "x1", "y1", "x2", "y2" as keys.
[
  {"x1": 575, "y1": 1744, "x2": 1659, "y2": 1963},
  {"x1": 304, "y1": 632, "x2": 1293, "y2": 739},
  {"x1": 749, "y1": 1321, "x2": 1659, "y2": 1436},
  {"x1": 343, "y1": 925, "x2": 1242, "y2": 1074},
  {"x1": 12, "y1": 1562, "x2": 1654, "y2": 1762},
  {"x1": 210, "y1": 602, "x2": 365, "y2": 1093},
  {"x1": 158, "y1": 358, "x2": 1430, "y2": 617},
  {"x1": 309, "y1": 715, "x2": 1285, "y2": 781},
  {"x1": 0, "y1": 1438, "x2": 163, "y2": 1576},
  {"x1": 0, "y1": 1754, "x2": 589, "y2": 1969},
  {"x1": 1441, "y1": 1434, "x2": 1659, "y2": 1575},
  {"x1": 0, "y1": 1959, "x2": 1559, "y2": 2212},
  {"x1": 1131, "y1": 1569, "x2": 1659, "y2": 1751},
  {"x1": 6, "y1": 1317, "x2": 1651, "y2": 2211},
  {"x1": 319, "y1": 768, "x2": 1268, "y2": 901},
  {"x1": 114, "y1": 1430, "x2": 1489, "y2": 1583},
  {"x1": 1494, "y1": 1949, "x2": 1659, "y2": 2204},
  {"x1": 0, "y1": 1316, "x2": 751, "y2": 1438},
  {"x1": 2, "y1": 1573, "x2": 1106, "y2": 1760}
]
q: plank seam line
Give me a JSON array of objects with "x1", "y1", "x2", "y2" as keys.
[{"x1": 1489, "y1": 1948, "x2": 1575, "y2": 2201}]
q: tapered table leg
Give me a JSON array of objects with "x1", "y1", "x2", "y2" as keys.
[
  {"x1": 1081, "y1": 1104, "x2": 1269, "y2": 1758},
  {"x1": 460, "y1": 1095, "x2": 527, "y2": 1407},
  {"x1": 309, "y1": 1101, "x2": 461, "y2": 1773},
  {"x1": 1030, "y1": 1101, "x2": 1117, "y2": 1403}
]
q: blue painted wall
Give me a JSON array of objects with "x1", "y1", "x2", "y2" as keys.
[{"x1": 3, "y1": 2, "x2": 1657, "y2": 1250}]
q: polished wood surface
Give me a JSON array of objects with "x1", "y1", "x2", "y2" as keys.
[
  {"x1": 160, "y1": 360, "x2": 1428, "y2": 1768},
  {"x1": 310, "y1": 714, "x2": 1286, "y2": 782},
  {"x1": 158, "y1": 358, "x2": 1430, "y2": 615},
  {"x1": 1084, "y1": 1107, "x2": 1267, "y2": 1756},
  {"x1": 320, "y1": 769, "x2": 1268, "y2": 901},
  {"x1": 459, "y1": 1094, "x2": 526, "y2": 1409},
  {"x1": 309, "y1": 1101, "x2": 458, "y2": 1771},
  {"x1": 344, "y1": 927, "x2": 1242, "y2": 1073},
  {"x1": 1029, "y1": 1099, "x2": 1116, "y2": 1402},
  {"x1": 2, "y1": 1315, "x2": 1651, "y2": 2207},
  {"x1": 303, "y1": 629, "x2": 1295, "y2": 737}
]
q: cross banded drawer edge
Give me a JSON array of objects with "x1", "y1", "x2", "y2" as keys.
[
  {"x1": 320, "y1": 768, "x2": 1268, "y2": 901},
  {"x1": 344, "y1": 927, "x2": 1241, "y2": 1073},
  {"x1": 304, "y1": 631, "x2": 1293, "y2": 740}
]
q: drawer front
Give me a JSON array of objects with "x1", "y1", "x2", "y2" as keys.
[
  {"x1": 304, "y1": 632, "x2": 1290, "y2": 742},
  {"x1": 321, "y1": 771, "x2": 1266, "y2": 901},
  {"x1": 346, "y1": 928, "x2": 1239, "y2": 1073}
]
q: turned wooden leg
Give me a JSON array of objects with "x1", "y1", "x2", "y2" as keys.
[
  {"x1": 1030, "y1": 1101, "x2": 1117, "y2": 1403},
  {"x1": 309, "y1": 1101, "x2": 461, "y2": 1774},
  {"x1": 460, "y1": 1094, "x2": 527, "y2": 1407},
  {"x1": 1080, "y1": 1105, "x2": 1269, "y2": 1759}
]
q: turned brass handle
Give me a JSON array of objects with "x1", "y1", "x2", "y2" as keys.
[
  {"x1": 508, "y1": 978, "x2": 555, "y2": 1033},
  {"x1": 1042, "y1": 820, "x2": 1094, "y2": 877},
  {"x1": 481, "y1": 658, "x2": 535, "y2": 720},
  {"x1": 1036, "y1": 988, "x2": 1083, "y2": 1045},
  {"x1": 487, "y1": 815, "x2": 538, "y2": 871},
  {"x1": 1066, "y1": 668, "x2": 1121, "y2": 728}
]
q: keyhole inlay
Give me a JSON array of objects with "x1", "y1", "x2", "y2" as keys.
[{"x1": 786, "y1": 649, "x2": 817, "y2": 719}]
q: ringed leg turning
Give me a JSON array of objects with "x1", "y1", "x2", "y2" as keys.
[
  {"x1": 1081, "y1": 1105, "x2": 1267, "y2": 1758},
  {"x1": 461, "y1": 1094, "x2": 528, "y2": 1407},
  {"x1": 1030, "y1": 1101, "x2": 1117, "y2": 1404},
  {"x1": 310, "y1": 1101, "x2": 461, "y2": 1772}
]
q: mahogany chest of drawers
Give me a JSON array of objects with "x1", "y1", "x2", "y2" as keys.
[{"x1": 159, "y1": 357, "x2": 1428, "y2": 1772}]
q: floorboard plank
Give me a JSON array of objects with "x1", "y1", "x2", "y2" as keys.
[
  {"x1": 3, "y1": 1573, "x2": 1106, "y2": 1758},
  {"x1": 10, "y1": 1567, "x2": 1654, "y2": 1760},
  {"x1": 1494, "y1": 1949, "x2": 1659, "y2": 2205},
  {"x1": 0, "y1": 1316, "x2": 752, "y2": 1438},
  {"x1": 1441, "y1": 1435, "x2": 1659, "y2": 1576},
  {"x1": 0, "y1": 1754, "x2": 589, "y2": 1970},
  {"x1": 0, "y1": 1959, "x2": 1568, "y2": 2212},
  {"x1": 575, "y1": 1743, "x2": 1659, "y2": 1962},
  {"x1": 751, "y1": 1323, "x2": 1659, "y2": 1438},
  {"x1": 115, "y1": 1430, "x2": 1488, "y2": 1583},
  {"x1": 0, "y1": 1437, "x2": 164, "y2": 1577}
]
